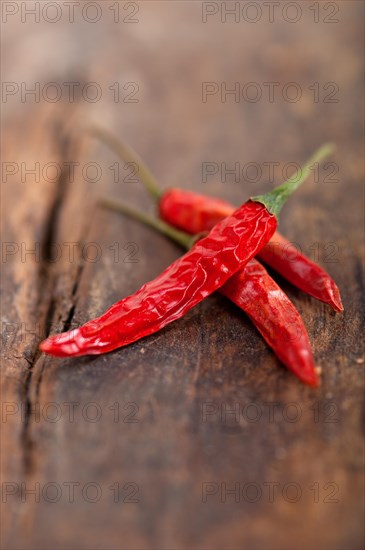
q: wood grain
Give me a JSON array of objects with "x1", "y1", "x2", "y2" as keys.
[{"x1": 1, "y1": 2, "x2": 364, "y2": 549}]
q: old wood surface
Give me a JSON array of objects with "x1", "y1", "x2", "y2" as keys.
[{"x1": 1, "y1": 2, "x2": 364, "y2": 549}]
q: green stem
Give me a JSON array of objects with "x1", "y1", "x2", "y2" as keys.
[
  {"x1": 90, "y1": 126, "x2": 163, "y2": 200},
  {"x1": 93, "y1": 125, "x2": 334, "y2": 219},
  {"x1": 98, "y1": 143, "x2": 334, "y2": 249},
  {"x1": 98, "y1": 197, "x2": 192, "y2": 249},
  {"x1": 251, "y1": 143, "x2": 335, "y2": 218}
]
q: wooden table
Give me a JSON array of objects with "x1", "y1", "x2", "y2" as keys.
[{"x1": 1, "y1": 2, "x2": 364, "y2": 548}]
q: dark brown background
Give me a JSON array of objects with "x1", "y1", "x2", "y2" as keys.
[{"x1": 1, "y1": 2, "x2": 364, "y2": 549}]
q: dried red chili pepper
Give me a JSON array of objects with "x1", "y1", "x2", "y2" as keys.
[
  {"x1": 160, "y1": 189, "x2": 343, "y2": 312},
  {"x1": 93, "y1": 127, "x2": 342, "y2": 312},
  {"x1": 40, "y1": 200, "x2": 276, "y2": 357},
  {"x1": 221, "y1": 263, "x2": 318, "y2": 385},
  {"x1": 98, "y1": 201, "x2": 320, "y2": 387},
  {"x1": 40, "y1": 152, "x2": 320, "y2": 359}
]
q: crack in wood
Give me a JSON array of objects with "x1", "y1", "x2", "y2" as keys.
[
  {"x1": 20, "y1": 121, "x2": 81, "y2": 476},
  {"x1": 62, "y1": 260, "x2": 85, "y2": 332}
]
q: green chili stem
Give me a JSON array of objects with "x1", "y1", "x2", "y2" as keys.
[
  {"x1": 252, "y1": 143, "x2": 335, "y2": 218},
  {"x1": 90, "y1": 126, "x2": 163, "y2": 200},
  {"x1": 92, "y1": 126, "x2": 334, "y2": 219},
  {"x1": 98, "y1": 197, "x2": 192, "y2": 249}
]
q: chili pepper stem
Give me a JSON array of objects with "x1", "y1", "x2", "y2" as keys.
[
  {"x1": 98, "y1": 140, "x2": 334, "y2": 247},
  {"x1": 91, "y1": 127, "x2": 334, "y2": 217},
  {"x1": 252, "y1": 143, "x2": 335, "y2": 217},
  {"x1": 89, "y1": 126, "x2": 162, "y2": 200},
  {"x1": 98, "y1": 197, "x2": 193, "y2": 249}
]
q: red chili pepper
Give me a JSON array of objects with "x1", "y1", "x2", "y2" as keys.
[
  {"x1": 221, "y1": 262, "x2": 318, "y2": 386},
  {"x1": 96, "y1": 202, "x2": 320, "y2": 387},
  {"x1": 40, "y1": 153, "x2": 319, "y2": 359},
  {"x1": 160, "y1": 189, "x2": 343, "y2": 312},
  {"x1": 40, "y1": 199, "x2": 276, "y2": 357},
  {"x1": 91, "y1": 127, "x2": 342, "y2": 312}
]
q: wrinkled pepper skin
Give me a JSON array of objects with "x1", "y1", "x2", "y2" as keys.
[
  {"x1": 159, "y1": 189, "x2": 343, "y2": 312},
  {"x1": 258, "y1": 231, "x2": 343, "y2": 313},
  {"x1": 40, "y1": 200, "x2": 276, "y2": 357},
  {"x1": 159, "y1": 189, "x2": 319, "y2": 386},
  {"x1": 221, "y1": 261, "x2": 318, "y2": 387}
]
